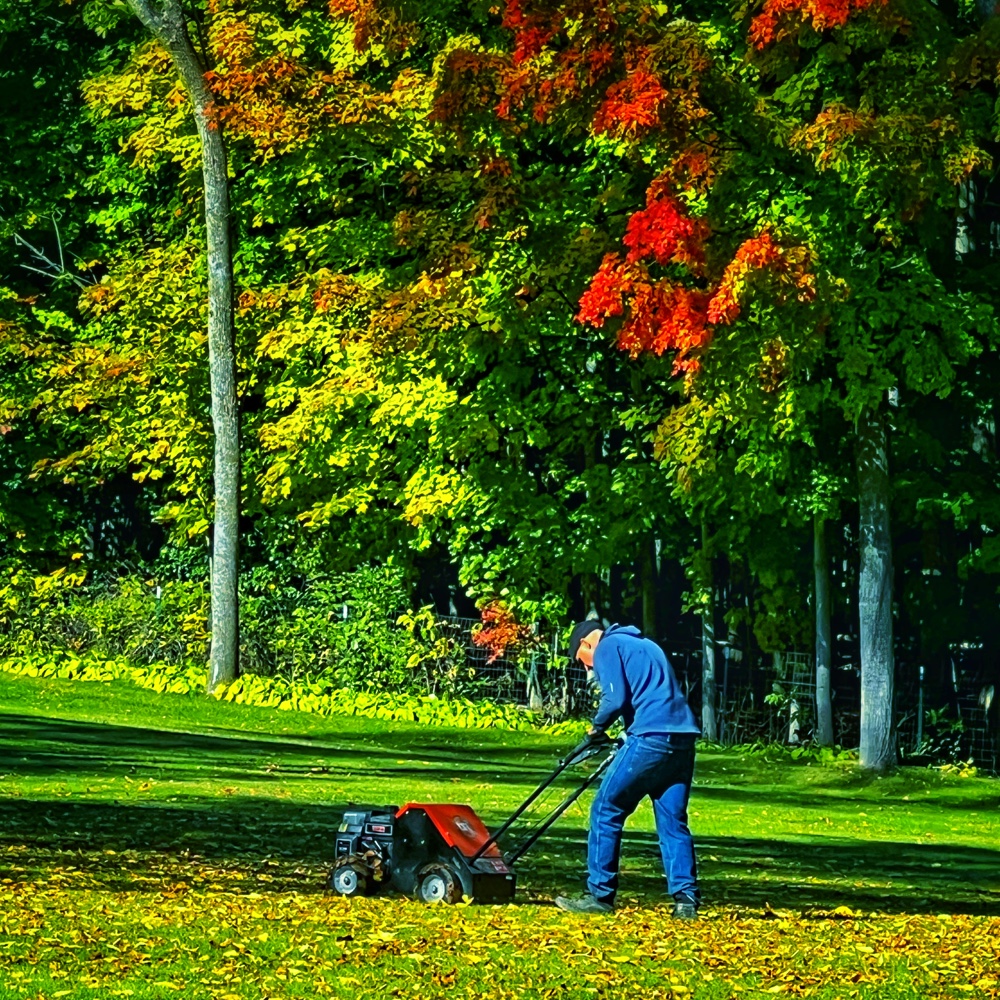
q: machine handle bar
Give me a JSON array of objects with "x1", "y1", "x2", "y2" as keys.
[
  {"x1": 504, "y1": 747, "x2": 619, "y2": 865},
  {"x1": 471, "y1": 738, "x2": 622, "y2": 864}
]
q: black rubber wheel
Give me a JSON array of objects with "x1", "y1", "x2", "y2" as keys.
[
  {"x1": 330, "y1": 863, "x2": 369, "y2": 898},
  {"x1": 417, "y1": 865, "x2": 462, "y2": 905}
]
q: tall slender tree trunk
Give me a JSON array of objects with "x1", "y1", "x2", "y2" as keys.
[
  {"x1": 581, "y1": 572, "x2": 599, "y2": 621},
  {"x1": 125, "y1": 0, "x2": 239, "y2": 691},
  {"x1": 640, "y1": 535, "x2": 657, "y2": 638},
  {"x1": 814, "y1": 514, "x2": 834, "y2": 746},
  {"x1": 856, "y1": 406, "x2": 895, "y2": 772},
  {"x1": 700, "y1": 521, "x2": 717, "y2": 741}
]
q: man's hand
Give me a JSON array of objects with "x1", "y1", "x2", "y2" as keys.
[{"x1": 566, "y1": 729, "x2": 611, "y2": 763}]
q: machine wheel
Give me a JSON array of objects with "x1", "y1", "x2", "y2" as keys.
[
  {"x1": 417, "y1": 864, "x2": 462, "y2": 905},
  {"x1": 329, "y1": 859, "x2": 370, "y2": 898}
]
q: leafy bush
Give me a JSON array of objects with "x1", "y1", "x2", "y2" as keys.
[
  {"x1": 239, "y1": 565, "x2": 435, "y2": 690},
  {"x1": 698, "y1": 740, "x2": 860, "y2": 764},
  {"x1": 0, "y1": 568, "x2": 209, "y2": 664},
  {"x1": 0, "y1": 565, "x2": 454, "y2": 694},
  {"x1": 396, "y1": 606, "x2": 477, "y2": 698},
  {"x1": 911, "y1": 706, "x2": 966, "y2": 762},
  {"x1": 0, "y1": 651, "x2": 585, "y2": 735}
]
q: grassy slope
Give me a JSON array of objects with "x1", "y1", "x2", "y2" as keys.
[{"x1": 1, "y1": 672, "x2": 998, "y2": 1000}]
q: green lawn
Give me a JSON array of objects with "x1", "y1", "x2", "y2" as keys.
[{"x1": 1, "y1": 672, "x2": 998, "y2": 999}]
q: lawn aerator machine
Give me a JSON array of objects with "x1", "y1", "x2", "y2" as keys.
[{"x1": 328, "y1": 736, "x2": 621, "y2": 904}]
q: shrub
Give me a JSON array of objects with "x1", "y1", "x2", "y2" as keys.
[
  {"x1": 0, "y1": 564, "x2": 571, "y2": 706},
  {"x1": 239, "y1": 565, "x2": 427, "y2": 690},
  {"x1": 0, "y1": 651, "x2": 585, "y2": 736},
  {"x1": 0, "y1": 568, "x2": 209, "y2": 664}
]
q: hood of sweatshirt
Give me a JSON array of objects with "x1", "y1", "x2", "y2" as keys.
[{"x1": 602, "y1": 623, "x2": 642, "y2": 639}]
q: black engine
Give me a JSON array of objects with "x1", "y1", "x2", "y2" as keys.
[{"x1": 332, "y1": 805, "x2": 397, "y2": 895}]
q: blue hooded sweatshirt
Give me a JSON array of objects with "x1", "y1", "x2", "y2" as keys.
[{"x1": 590, "y1": 624, "x2": 700, "y2": 736}]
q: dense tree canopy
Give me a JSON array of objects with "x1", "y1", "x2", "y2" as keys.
[{"x1": 1, "y1": 0, "x2": 998, "y2": 762}]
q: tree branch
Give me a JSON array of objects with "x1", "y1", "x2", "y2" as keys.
[{"x1": 12, "y1": 227, "x2": 90, "y2": 288}]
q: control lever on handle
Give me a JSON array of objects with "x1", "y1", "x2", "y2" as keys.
[{"x1": 562, "y1": 732, "x2": 620, "y2": 767}]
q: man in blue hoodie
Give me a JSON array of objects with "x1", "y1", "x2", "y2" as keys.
[{"x1": 555, "y1": 621, "x2": 700, "y2": 918}]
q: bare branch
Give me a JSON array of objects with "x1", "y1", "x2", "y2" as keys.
[
  {"x1": 12, "y1": 233, "x2": 44, "y2": 258},
  {"x1": 18, "y1": 263, "x2": 88, "y2": 289},
  {"x1": 12, "y1": 220, "x2": 93, "y2": 288},
  {"x1": 53, "y1": 213, "x2": 65, "y2": 273}
]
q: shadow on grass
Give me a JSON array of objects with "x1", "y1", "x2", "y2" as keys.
[
  {"x1": 3, "y1": 711, "x2": 999, "y2": 916},
  {"x1": 0, "y1": 711, "x2": 557, "y2": 785},
  {"x1": 548, "y1": 829, "x2": 1000, "y2": 916},
  {"x1": 693, "y1": 779, "x2": 1000, "y2": 812},
  {"x1": 1, "y1": 793, "x2": 998, "y2": 917}
]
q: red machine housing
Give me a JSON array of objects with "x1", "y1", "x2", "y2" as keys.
[{"x1": 391, "y1": 803, "x2": 516, "y2": 903}]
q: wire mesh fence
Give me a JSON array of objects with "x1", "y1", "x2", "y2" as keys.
[
  {"x1": 338, "y1": 610, "x2": 998, "y2": 772},
  {"x1": 895, "y1": 663, "x2": 998, "y2": 774},
  {"x1": 430, "y1": 614, "x2": 596, "y2": 718}
]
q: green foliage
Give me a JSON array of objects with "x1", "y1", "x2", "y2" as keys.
[
  {"x1": 0, "y1": 569, "x2": 209, "y2": 664},
  {"x1": 396, "y1": 604, "x2": 474, "y2": 698},
  {"x1": 2, "y1": 0, "x2": 1000, "y2": 709},
  {"x1": 909, "y1": 706, "x2": 968, "y2": 763},
  {"x1": 0, "y1": 650, "x2": 584, "y2": 735},
  {"x1": 0, "y1": 564, "x2": 473, "y2": 694},
  {"x1": 239, "y1": 564, "x2": 416, "y2": 687}
]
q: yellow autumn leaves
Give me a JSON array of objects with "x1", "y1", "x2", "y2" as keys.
[{"x1": 0, "y1": 878, "x2": 998, "y2": 999}]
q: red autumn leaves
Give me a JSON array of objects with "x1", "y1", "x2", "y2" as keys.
[
  {"x1": 502, "y1": 0, "x2": 562, "y2": 66},
  {"x1": 472, "y1": 601, "x2": 536, "y2": 663},
  {"x1": 622, "y1": 186, "x2": 708, "y2": 269},
  {"x1": 591, "y1": 69, "x2": 670, "y2": 136},
  {"x1": 749, "y1": 0, "x2": 888, "y2": 49},
  {"x1": 486, "y1": 1, "x2": 829, "y2": 375},
  {"x1": 577, "y1": 186, "x2": 816, "y2": 375}
]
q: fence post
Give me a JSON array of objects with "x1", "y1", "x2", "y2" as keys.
[
  {"x1": 720, "y1": 644, "x2": 730, "y2": 744},
  {"x1": 916, "y1": 663, "x2": 924, "y2": 751},
  {"x1": 527, "y1": 648, "x2": 543, "y2": 712}
]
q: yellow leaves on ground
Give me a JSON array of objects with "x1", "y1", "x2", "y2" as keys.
[{"x1": 2, "y1": 875, "x2": 996, "y2": 1000}]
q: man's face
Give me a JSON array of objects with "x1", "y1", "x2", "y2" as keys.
[{"x1": 576, "y1": 630, "x2": 602, "y2": 670}]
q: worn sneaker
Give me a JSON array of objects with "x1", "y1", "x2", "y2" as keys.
[
  {"x1": 555, "y1": 894, "x2": 614, "y2": 914},
  {"x1": 672, "y1": 894, "x2": 699, "y2": 920}
]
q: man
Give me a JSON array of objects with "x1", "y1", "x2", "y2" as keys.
[{"x1": 555, "y1": 620, "x2": 700, "y2": 918}]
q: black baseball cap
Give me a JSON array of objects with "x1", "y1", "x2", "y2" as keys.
[{"x1": 568, "y1": 620, "x2": 603, "y2": 661}]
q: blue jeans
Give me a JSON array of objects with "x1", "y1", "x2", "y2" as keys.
[{"x1": 587, "y1": 733, "x2": 697, "y2": 905}]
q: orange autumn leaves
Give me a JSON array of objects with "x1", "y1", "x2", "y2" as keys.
[
  {"x1": 576, "y1": 183, "x2": 816, "y2": 376},
  {"x1": 750, "y1": 0, "x2": 889, "y2": 49},
  {"x1": 478, "y1": 1, "x2": 827, "y2": 376},
  {"x1": 472, "y1": 601, "x2": 536, "y2": 663}
]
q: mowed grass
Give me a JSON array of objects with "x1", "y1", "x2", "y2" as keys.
[{"x1": 0, "y1": 672, "x2": 998, "y2": 1000}]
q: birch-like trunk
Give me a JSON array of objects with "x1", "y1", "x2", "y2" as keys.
[
  {"x1": 700, "y1": 522, "x2": 717, "y2": 741},
  {"x1": 814, "y1": 514, "x2": 834, "y2": 746},
  {"x1": 125, "y1": 0, "x2": 239, "y2": 691},
  {"x1": 857, "y1": 406, "x2": 895, "y2": 772}
]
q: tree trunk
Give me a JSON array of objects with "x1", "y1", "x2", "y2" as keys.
[
  {"x1": 125, "y1": 0, "x2": 239, "y2": 691},
  {"x1": 640, "y1": 535, "x2": 657, "y2": 638},
  {"x1": 700, "y1": 522, "x2": 717, "y2": 741},
  {"x1": 856, "y1": 406, "x2": 895, "y2": 772},
  {"x1": 581, "y1": 571, "x2": 599, "y2": 621},
  {"x1": 814, "y1": 514, "x2": 834, "y2": 746},
  {"x1": 581, "y1": 432, "x2": 600, "y2": 620}
]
